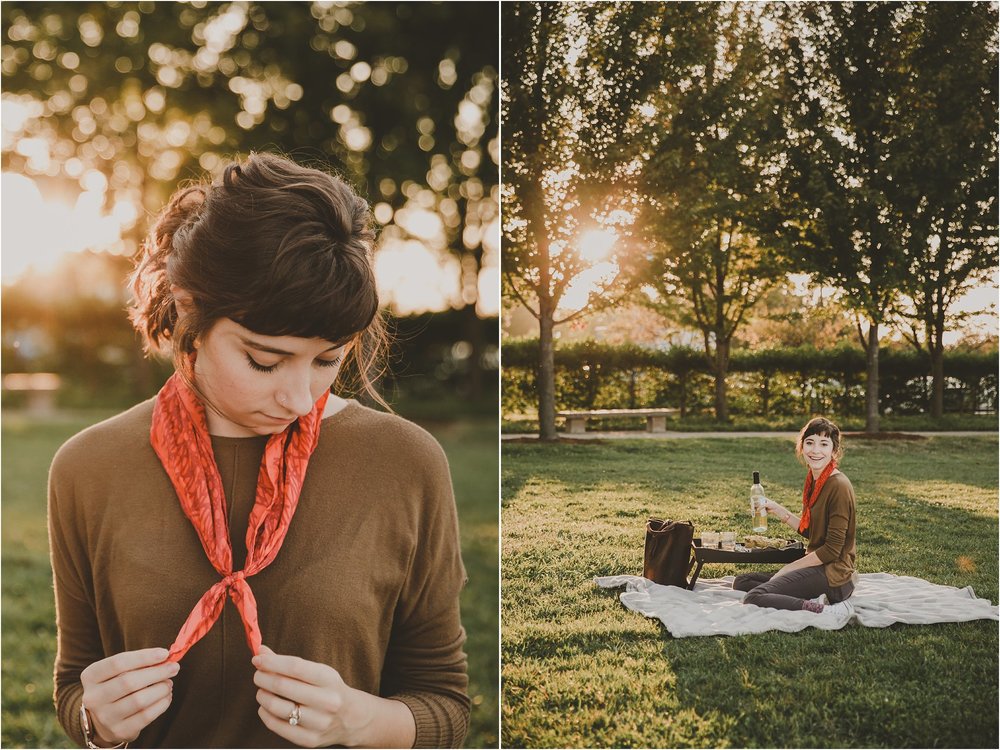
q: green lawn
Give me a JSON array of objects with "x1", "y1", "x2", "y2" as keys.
[
  {"x1": 1, "y1": 409, "x2": 498, "y2": 749},
  {"x1": 502, "y1": 435, "x2": 998, "y2": 748}
]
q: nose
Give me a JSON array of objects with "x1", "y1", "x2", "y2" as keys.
[{"x1": 277, "y1": 372, "x2": 315, "y2": 417}]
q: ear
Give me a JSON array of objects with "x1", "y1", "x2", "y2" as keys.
[{"x1": 171, "y1": 285, "x2": 196, "y2": 319}]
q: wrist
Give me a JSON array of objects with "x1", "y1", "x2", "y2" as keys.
[
  {"x1": 80, "y1": 703, "x2": 129, "y2": 749},
  {"x1": 338, "y1": 685, "x2": 378, "y2": 747}
]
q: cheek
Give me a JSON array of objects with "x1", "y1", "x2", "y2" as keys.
[{"x1": 312, "y1": 366, "x2": 342, "y2": 397}]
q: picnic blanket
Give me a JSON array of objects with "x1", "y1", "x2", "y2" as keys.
[{"x1": 594, "y1": 572, "x2": 999, "y2": 638}]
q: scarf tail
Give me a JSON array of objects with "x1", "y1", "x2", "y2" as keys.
[{"x1": 166, "y1": 581, "x2": 228, "y2": 663}]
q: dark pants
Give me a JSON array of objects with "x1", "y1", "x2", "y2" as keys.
[{"x1": 734, "y1": 566, "x2": 854, "y2": 611}]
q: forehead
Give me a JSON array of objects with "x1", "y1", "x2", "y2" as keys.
[
  {"x1": 213, "y1": 318, "x2": 343, "y2": 352},
  {"x1": 803, "y1": 432, "x2": 834, "y2": 442}
]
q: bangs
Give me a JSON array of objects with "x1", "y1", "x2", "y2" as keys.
[{"x1": 226, "y1": 232, "x2": 379, "y2": 345}]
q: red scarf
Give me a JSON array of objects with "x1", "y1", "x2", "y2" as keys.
[
  {"x1": 150, "y1": 372, "x2": 328, "y2": 662},
  {"x1": 798, "y1": 460, "x2": 837, "y2": 535}
]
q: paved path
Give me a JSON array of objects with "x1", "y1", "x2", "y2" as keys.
[{"x1": 502, "y1": 430, "x2": 992, "y2": 441}]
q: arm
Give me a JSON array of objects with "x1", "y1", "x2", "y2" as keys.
[
  {"x1": 49, "y1": 449, "x2": 176, "y2": 748},
  {"x1": 762, "y1": 498, "x2": 801, "y2": 533},
  {"x1": 378, "y1": 444, "x2": 470, "y2": 749},
  {"x1": 253, "y1": 437, "x2": 469, "y2": 749}
]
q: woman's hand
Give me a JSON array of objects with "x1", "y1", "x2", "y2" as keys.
[
  {"x1": 762, "y1": 498, "x2": 795, "y2": 526},
  {"x1": 252, "y1": 645, "x2": 415, "y2": 748},
  {"x1": 79, "y1": 647, "x2": 178, "y2": 746}
]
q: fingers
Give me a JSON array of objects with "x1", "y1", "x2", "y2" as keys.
[
  {"x1": 257, "y1": 702, "x2": 314, "y2": 746},
  {"x1": 106, "y1": 679, "x2": 174, "y2": 729},
  {"x1": 114, "y1": 690, "x2": 173, "y2": 743},
  {"x1": 253, "y1": 669, "x2": 334, "y2": 710},
  {"x1": 87, "y1": 678, "x2": 174, "y2": 745},
  {"x1": 253, "y1": 647, "x2": 332, "y2": 687},
  {"x1": 83, "y1": 648, "x2": 171, "y2": 684},
  {"x1": 256, "y1": 688, "x2": 309, "y2": 727},
  {"x1": 90, "y1": 660, "x2": 180, "y2": 705}
]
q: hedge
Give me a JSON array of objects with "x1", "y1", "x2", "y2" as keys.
[{"x1": 501, "y1": 339, "x2": 998, "y2": 418}]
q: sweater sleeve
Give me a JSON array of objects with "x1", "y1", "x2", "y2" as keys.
[
  {"x1": 813, "y1": 481, "x2": 854, "y2": 565},
  {"x1": 381, "y1": 439, "x2": 470, "y2": 749},
  {"x1": 48, "y1": 443, "x2": 102, "y2": 747}
]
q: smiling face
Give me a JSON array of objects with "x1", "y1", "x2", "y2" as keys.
[
  {"x1": 801, "y1": 433, "x2": 836, "y2": 477},
  {"x1": 191, "y1": 318, "x2": 348, "y2": 437}
]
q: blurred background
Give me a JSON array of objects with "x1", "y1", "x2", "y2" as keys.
[{"x1": 1, "y1": 2, "x2": 498, "y2": 747}]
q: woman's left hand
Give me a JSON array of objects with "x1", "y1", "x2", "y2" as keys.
[{"x1": 252, "y1": 645, "x2": 374, "y2": 748}]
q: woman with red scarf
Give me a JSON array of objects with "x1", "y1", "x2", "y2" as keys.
[
  {"x1": 47, "y1": 154, "x2": 469, "y2": 748},
  {"x1": 733, "y1": 417, "x2": 858, "y2": 613}
]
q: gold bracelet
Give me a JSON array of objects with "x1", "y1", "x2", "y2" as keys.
[{"x1": 80, "y1": 702, "x2": 129, "y2": 749}]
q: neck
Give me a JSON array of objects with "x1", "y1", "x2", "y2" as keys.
[{"x1": 811, "y1": 462, "x2": 835, "y2": 480}]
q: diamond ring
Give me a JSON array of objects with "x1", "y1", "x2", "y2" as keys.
[{"x1": 288, "y1": 703, "x2": 301, "y2": 726}]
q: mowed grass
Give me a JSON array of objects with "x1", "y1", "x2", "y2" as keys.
[
  {"x1": 1, "y1": 409, "x2": 498, "y2": 749},
  {"x1": 502, "y1": 436, "x2": 999, "y2": 749}
]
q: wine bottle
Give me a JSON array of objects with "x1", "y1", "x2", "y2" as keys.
[{"x1": 750, "y1": 471, "x2": 768, "y2": 533}]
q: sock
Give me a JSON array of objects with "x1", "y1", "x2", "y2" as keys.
[{"x1": 801, "y1": 599, "x2": 825, "y2": 613}]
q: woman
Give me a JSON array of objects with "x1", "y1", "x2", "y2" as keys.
[
  {"x1": 734, "y1": 416, "x2": 857, "y2": 613},
  {"x1": 48, "y1": 153, "x2": 469, "y2": 748}
]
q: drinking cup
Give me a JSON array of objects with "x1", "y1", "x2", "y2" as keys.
[{"x1": 720, "y1": 531, "x2": 736, "y2": 550}]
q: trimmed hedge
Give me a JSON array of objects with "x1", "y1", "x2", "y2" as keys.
[{"x1": 501, "y1": 339, "x2": 998, "y2": 418}]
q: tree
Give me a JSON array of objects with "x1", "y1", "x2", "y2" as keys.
[
  {"x1": 2, "y1": 2, "x2": 498, "y2": 400},
  {"x1": 501, "y1": 1, "x2": 687, "y2": 440},
  {"x1": 640, "y1": 3, "x2": 787, "y2": 422},
  {"x1": 890, "y1": 1, "x2": 998, "y2": 418},
  {"x1": 776, "y1": 2, "x2": 918, "y2": 432}
]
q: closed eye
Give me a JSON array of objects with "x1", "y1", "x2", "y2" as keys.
[{"x1": 245, "y1": 353, "x2": 278, "y2": 373}]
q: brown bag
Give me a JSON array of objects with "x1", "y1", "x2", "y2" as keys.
[{"x1": 643, "y1": 518, "x2": 696, "y2": 588}]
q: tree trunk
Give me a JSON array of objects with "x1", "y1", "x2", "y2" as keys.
[
  {"x1": 864, "y1": 321, "x2": 880, "y2": 433},
  {"x1": 537, "y1": 300, "x2": 557, "y2": 440},
  {"x1": 714, "y1": 337, "x2": 730, "y2": 422},
  {"x1": 461, "y1": 303, "x2": 485, "y2": 402},
  {"x1": 760, "y1": 373, "x2": 770, "y2": 417},
  {"x1": 929, "y1": 328, "x2": 945, "y2": 419},
  {"x1": 678, "y1": 372, "x2": 687, "y2": 418}
]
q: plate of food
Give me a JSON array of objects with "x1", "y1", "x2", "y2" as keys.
[{"x1": 742, "y1": 535, "x2": 804, "y2": 551}]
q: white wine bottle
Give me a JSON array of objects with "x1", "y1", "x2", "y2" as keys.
[{"x1": 750, "y1": 471, "x2": 768, "y2": 533}]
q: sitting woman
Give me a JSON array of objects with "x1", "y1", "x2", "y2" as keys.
[{"x1": 734, "y1": 416, "x2": 857, "y2": 613}]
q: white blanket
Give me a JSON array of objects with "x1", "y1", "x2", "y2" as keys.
[{"x1": 594, "y1": 573, "x2": 999, "y2": 638}]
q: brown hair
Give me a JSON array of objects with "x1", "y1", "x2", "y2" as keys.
[
  {"x1": 795, "y1": 416, "x2": 844, "y2": 465},
  {"x1": 128, "y1": 152, "x2": 388, "y2": 406}
]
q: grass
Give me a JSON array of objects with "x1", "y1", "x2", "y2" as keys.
[
  {"x1": 501, "y1": 435, "x2": 999, "y2": 748},
  {"x1": 502, "y1": 412, "x2": 999, "y2": 434},
  {"x1": 1, "y1": 408, "x2": 498, "y2": 749}
]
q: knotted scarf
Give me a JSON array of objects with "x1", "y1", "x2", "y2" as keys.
[
  {"x1": 798, "y1": 460, "x2": 837, "y2": 536},
  {"x1": 150, "y1": 372, "x2": 329, "y2": 662}
]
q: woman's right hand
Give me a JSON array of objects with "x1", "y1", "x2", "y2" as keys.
[
  {"x1": 80, "y1": 647, "x2": 178, "y2": 746},
  {"x1": 762, "y1": 498, "x2": 792, "y2": 522}
]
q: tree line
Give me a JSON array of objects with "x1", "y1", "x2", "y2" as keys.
[{"x1": 502, "y1": 1, "x2": 997, "y2": 438}]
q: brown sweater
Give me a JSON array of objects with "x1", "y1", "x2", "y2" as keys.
[
  {"x1": 802, "y1": 472, "x2": 857, "y2": 587},
  {"x1": 48, "y1": 398, "x2": 469, "y2": 748}
]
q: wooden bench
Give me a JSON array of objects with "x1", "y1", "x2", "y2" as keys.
[
  {"x1": 557, "y1": 408, "x2": 680, "y2": 434},
  {"x1": 2, "y1": 372, "x2": 61, "y2": 415}
]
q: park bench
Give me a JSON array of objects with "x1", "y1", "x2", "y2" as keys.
[
  {"x1": 2, "y1": 372, "x2": 61, "y2": 415},
  {"x1": 557, "y1": 407, "x2": 680, "y2": 434}
]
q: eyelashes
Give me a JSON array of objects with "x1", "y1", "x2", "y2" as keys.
[{"x1": 244, "y1": 353, "x2": 342, "y2": 373}]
